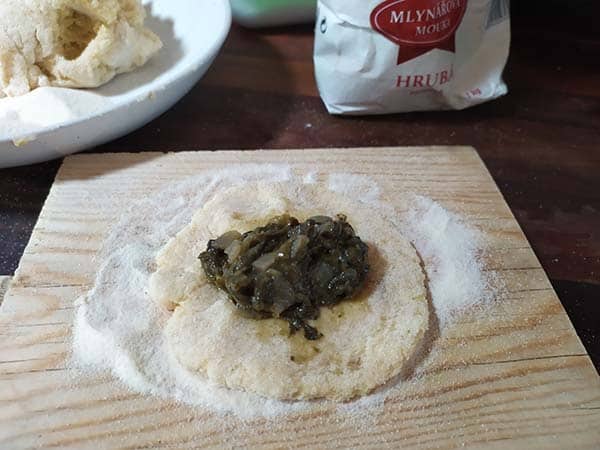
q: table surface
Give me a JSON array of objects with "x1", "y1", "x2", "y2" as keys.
[{"x1": 0, "y1": 5, "x2": 599, "y2": 371}]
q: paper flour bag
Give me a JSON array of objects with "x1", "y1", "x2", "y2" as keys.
[{"x1": 314, "y1": 0, "x2": 511, "y2": 114}]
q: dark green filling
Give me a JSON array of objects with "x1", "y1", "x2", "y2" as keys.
[{"x1": 199, "y1": 214, "x2": 370, "y2": 340}]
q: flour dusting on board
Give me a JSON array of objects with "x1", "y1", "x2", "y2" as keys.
[
  {"x1": 302, "y1": 171, "x2": 318, "y2": 184},
  {"x1": 328, "y1": 173, "x2": 381, "y2": 203},
  {"x1": 72, "y1": 167, "x2": 497, "y2": 425},
  {"x1": 405, "y1": 195, "x2": 496, "y2": 327}
]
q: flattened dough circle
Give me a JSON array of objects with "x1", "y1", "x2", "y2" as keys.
[{"x1": 151, "y1": 182, "x2": 429, "y2": 401}]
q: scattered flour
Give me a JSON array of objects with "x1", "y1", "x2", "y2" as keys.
[
  {"x1": 404, "y1": 195, "x2": 495, "y2": 328},
  {"x1": 328, "y1": 173, "x2": 380, "y2": 203},
  {"x1": 71, "y1": 166, "x2": 498, "y2": 423},
  {"x1": 302, "y1": 171, "x2": 318, "y2": 184}
]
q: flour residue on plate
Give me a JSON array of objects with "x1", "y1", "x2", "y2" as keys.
[
  {"x1": 71, "y1": 166, "x2": 498, "y2": 423},
  {"x1": 0, "y1": 87, "x2": 114, "y2": 141}
]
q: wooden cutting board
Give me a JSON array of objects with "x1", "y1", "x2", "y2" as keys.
[{"x1": 1, "y1": 148, "x2": 598, "y2": 449}]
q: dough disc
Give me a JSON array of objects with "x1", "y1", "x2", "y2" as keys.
[{"x1": 151, "y1": 182, "x2": 429, "y2": 400}]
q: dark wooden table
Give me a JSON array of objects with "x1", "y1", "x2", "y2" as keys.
[{"x1": 1, "y1": 4, "x2": 599, "y2": 370}]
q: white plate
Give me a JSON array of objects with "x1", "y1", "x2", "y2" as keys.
[{"x1": 0, "y1": 0, "x2": 231, "y2": 168}]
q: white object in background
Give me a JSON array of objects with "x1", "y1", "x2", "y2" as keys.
[
  {"x1": 231, "y1": 0, "x2": 316, "y2": 27},
  {"x1": 315, "y1": 0, "x2": 511, "y2": 115},
  {"x1": 0, "y1": 0, "x2": 231, "y2": 168}
]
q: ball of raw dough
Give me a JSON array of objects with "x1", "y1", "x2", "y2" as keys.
[{"x1": 0, "y1": 0, "x2": 162, "y2": 97}]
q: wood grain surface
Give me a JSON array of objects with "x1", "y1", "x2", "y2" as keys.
[{"x1": 0, "y1": 148, "x2": 598, "y2": 449}]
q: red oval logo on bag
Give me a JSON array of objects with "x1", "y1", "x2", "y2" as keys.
[{"x1": 370, "y1": 0, "x2": 468, "y2": 64}]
